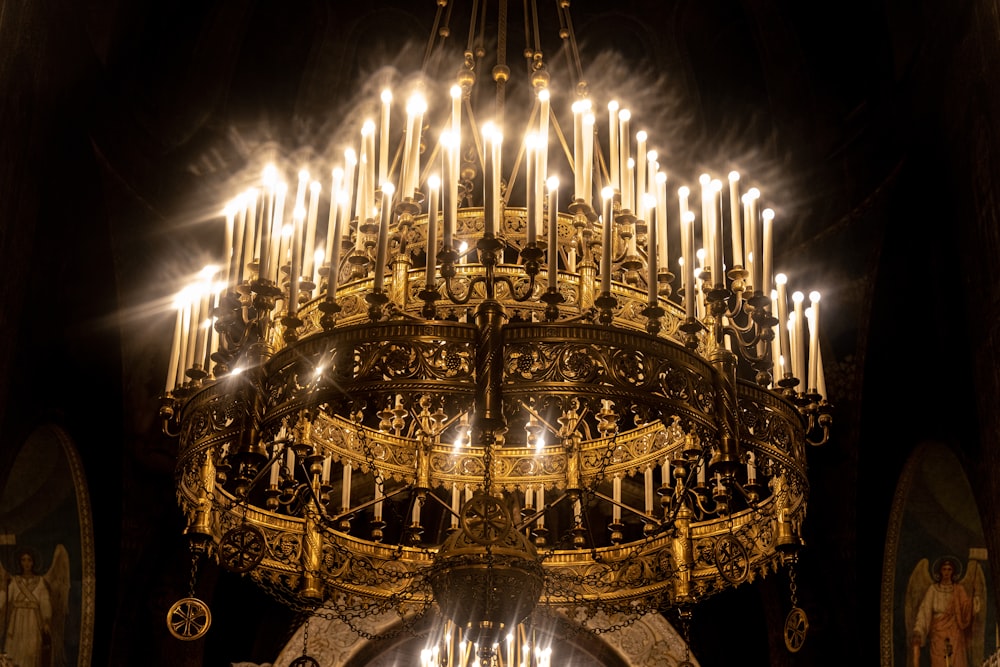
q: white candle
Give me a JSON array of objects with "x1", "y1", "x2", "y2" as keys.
[
  {"x1": 342, "y1": 149, "x2": 358, "y2": 252},
  {"x1": 374, "y1": 480, "x2": 384, "y2": 521},
  {"x1": 607, "y1": 101, "x2": 620, "y2": 192},
  {"x1": 682, "y1": 210, "x2": 695, "y2": 319},
  {"x1": 711, "y1": 179, "x2": 724, "y2": 288},
  {"x1": 412, "y1": 495, "x2": 422, "y2": 525},
  {"x1": 698, "y1": 174, "x2": 711, "y2": 273},
  {"x1": 601, "y1": 187, "x2": 615, "y2": 294},
  {"x1": 775, "y1": 274, "x2": 791, "y2": 380},
  {"x1": 373, "y1": 182, "x2": 396, "y2": 292},
  {"x1": 222, "y1": 203, "x2": 235, "y2": 292},
  {"x1": 635, "y1": 130, "x2": 647, "y2": 212},
  {"x1": 451, "y1": 483, "x2": 460, "y2": 528},
  {"x1": 270, "y1": 448, "x2": 281, "y2": 486},
  {"x1": 808, "y1": 291, "x2": 821, "y2": 393},
  {"x1": 697, "y1": 459, "x2": 706, "y2": 485},
  {"x1": 289, "y1": 205, "x2": 304, "y2": 317},
  {"x1": 405, "y1": 94, "x2": 427, "y2": 199},
  {"x1": 612, "y1": 475, "x2": 622, "y2": 522},
  {"x1": 258, "y1": 166, "x2": 277, "y2": 281},
  {"x1": 547, "y1": 177, "x2": 559, "y2": 290},
  {"x1": 240, "y1": 190, "x2": 257, "y2": 284},
  {"x1": 771, "y1": 289, "x2": 782, "y2": 385},
  {"x1": 537, "y1": 89, "x2": 551, "y2": 210},
  {"x1": 573, "y1": 497, "x2": 582, "y2": 523},
  {"x1": 761, "y1": 208, "x2": 774, "y2": 298},
  {"x1": 166, "y1": 300, "x2": 184, "y2": 393},
  {"x1": 656, "y1": 171, "x2": 668, "y2": 268},
  {"x1": 379, "y1": 89, "x2": 392, "y2": 187},
  {"x1": 572, "y1": 100, "x2": 586, "y2": 198},
  {"x1": 326, "y1": 190, "x2": 347, "y2": 300},
  {"x1": 582, "y1": 112, "x2": 595, "y2": 205},
  {"x1": 746, "y1": 451, "x2": 757, "y2": 484},
  {"x1": 441, "y1": 131, "x2": 456, "y2": 251},
  {"x1": 728, "y1": 172, "x2": 743, "y2": 267},
  {"x1": 425, "y1": 175, "x2": 440, "y2": 289},
  {"x1": 645, "y1": 192, "x2": 657, "y2": 306},
  {"x1": 524, "y1": 485, "x2": 534, "y2": 510},
  {"x1": 745, "y1": 188, "x2": 760, "y2": 291},
  {"x1": 792, "y1": 291, "x2": 806, "y2": 386},
  {"x1": 286, "y1": 446, "x2": 296, "y2": 476},
  {"x1": 618, "y1": 109, "x2": 631, "y2": 209},
  {"x1": 525, "y1": 134, "x2": 537, "y2": 245},
  {"x1": 537, "y1": 485, "x2": 545, "y2": 528},
  {"x1": 268, "y1": 182, "x2": 288, "y2": 284},
  {"x1": 321, "y1": 456, "x2": 331, "y2": 485},
  {"x1": 178, "y1": 298, "x2": 192, "y2": 384},
  {"x1": 301, "y1": 182, "x2": 320, "y2": 291},
  {"x1": 644, "y1": 466, "x2": 654, "y2": 514},
  {"x1": 341, "y1": 463, "x2": 352, "y2": 510}
]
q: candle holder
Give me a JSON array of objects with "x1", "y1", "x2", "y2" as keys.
[
  {"x1": 520, "y1": 242, "x2": 544, "y2": 277},
  {"x1": 280, "y1": 314, "x2": 303, "y2": 344},
  {"x1": 540, "y1": 287, "x2": 565, "y2": 322},
  {"x1": 365, "y1": 289, "x2": 390, "y2": 321},
  {"x1": 608, "y1": 521, "x2": 625, "y2": 544},
  {"x1": 641, "y1": 303, "x2": 665, "y2": 335},
  {"x1": 317, "y1": 298, "x2": 341, "y2": 331},
  {"x1": 595, "y1": 292, "x2": 618, "y2": 325}
]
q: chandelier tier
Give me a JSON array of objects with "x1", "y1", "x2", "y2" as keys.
[{"x1": 160, "y1": 0, "x2": 832, "y2": 659}]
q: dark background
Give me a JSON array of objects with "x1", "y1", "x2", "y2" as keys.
[{"x1": 2, "y1": 0, "x2": 1000, "y2": 665}]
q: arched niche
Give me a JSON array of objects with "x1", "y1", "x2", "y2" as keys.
[
  {"x1": 270, "y1": 608, "x2": 695, "y2": 666},
  {"x1": 0, "y1": 423, "x2": 96, "y2": 666},
  {"x1": 881, "y1": 441, "x2": 996, "y2": 666}
]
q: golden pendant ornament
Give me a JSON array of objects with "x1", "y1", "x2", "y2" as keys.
[
  {"x1": 289, "y1": 656, "x2": 320, "y2": 667},
  {"x1": 713, "y1": 534, "x2": 749, "y2": 585},
  {"x1": 219, "y1": 525, "x2": 266, "y2": 573},
  {"x1": 783, "y1": 607, "x2": 809, "y2": 652},
  {"x1": 460, "y1": 492, "x2": 513, "y2": 545},
  {"x1": 167, "y1": 597, "x2": 212, "y2": 640}
]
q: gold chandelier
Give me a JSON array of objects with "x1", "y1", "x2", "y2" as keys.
[{"x1": 160, "y1": 1, "x2": 832, "y2": 663}]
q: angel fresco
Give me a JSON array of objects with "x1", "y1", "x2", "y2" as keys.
[
  {"x1": 0, "y1": 545, "x2": 70, "y2": 667},
  {"x1": 906, "y1": 554, "x2": 987, "y2": 667}
]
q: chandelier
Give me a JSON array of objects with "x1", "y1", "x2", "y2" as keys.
[{"x1": 159, "y1": 1, "x2": 832, "y2": 663}]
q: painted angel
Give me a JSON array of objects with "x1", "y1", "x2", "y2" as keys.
[
  {"x1": 0, "y1": 545, "x2": 70, "y2": 667},
  {"x1": 905, "y1": 554, "x2": 987, "y2": 667}
]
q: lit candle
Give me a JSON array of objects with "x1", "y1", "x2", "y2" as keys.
[
  {"x1": 537, "y1": 89, "x2": 551, "y2": 208},
  {"x1": 728, "y1": 172, "x2": 743, "y2": 267},
  {"x1": 303, "y1": 181, "x2": 321, "y2": 291},
  {"x1": 656, "y1": 171, "x2": 668, "y2": 268},
  {"x1": 483, "y1": 123, "x2": 502, "y2": 237},
  {"x1": 326, "y1": 190, "x2": 347, "y2": 300},
  {"x1": 178, "y1": 297, "x2": 192, "y2": 385},
  {"x1": 745, "y1": 188, "x2": 760, "y2": 292},
  {"x1": 612, "y1": 475, "x2": 622, "y2": 522},
  {"x1": 608, "y1": 101, "x2": 620, "y2": 192},
  {"x1": 761, "y1": 208, "x2": 774, "y2": 298},
  {"x1": 618, "y1": 109, "x2": 631, "y2": 209},
  {"x1": 711, "y1": 179, "x2": 724, "y2": 289},
  {"x1": 808, "y1": 291, "x2": 821, "y2": 393},
  {"x1": 682, "y1": 210, "x2": 696, "y2": 319},
  {"x1": 258, "y1": 165, "x2": 278, "y2": 282},
  {"x1": 222, "y1": 202, "x2": 236, "y2": 292},
  {"x1": 166, "y1": 298, "x2": 184, "y2": 393},
  {"x1": 582, "y1": 111, "x2": 595, "y2": 205},
  {"x1": 405, "y1": 94, "x2": 427, "y2": 199},
  {"x1": 373, "y1": 182, "x2": 396, "y2": 292},
  {"x1": 698, "y1": 175, "x2": 711, "y2": 272},
  {"x1": 341, "y1": 463, "x2": 352, "y2": 510},
  {"x1": 441, "y1": 131, "x2": 456, "y2": 251},
  {"x1": 342, "y1": 149, "x2": 358, "y2": 252},
  {"x1": 635, "y1": 130, "x2": 647, "y2": 211},
  {"x1": 547, "y1": 176, "x2": 559, "y2": 290},
  {"x1": 572, "y1": 100, "x2": 587, "y2": 198},
  {"x1": 268, "y1": 182, "x2": 287, "y2": 284},
  {"x1": 775, "y1": 274, "x2": 791, "y2": 381},
  {"x1": 425, "y1": 175, "x2": 440, "y2": 290},
  {"x1": 792, "y1": 290, "x2": 806, "y2": 386},
  {"x1": 379, "y1": 89, "x2": 392, "y2": 186},
  {"x1": 600, "y1": 187, "x2": 615, "y2": 295},
  {"x1": 240, "y1": 190, "x2": 257, "y2": 284},
  {"x1": 525, "y1": 133, "x2": 537, "y2": 245},
  {"x1": 645, "y1": 192, "x2": 657, "y2": 306},
  {"x1": 289, "y1": 205, "x2": 304, "y2": 317}
]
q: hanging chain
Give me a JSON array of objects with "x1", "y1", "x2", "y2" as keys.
[
  {"x1": 301, "y1": 616, "x2": 310, "y2": 656},
  {"x1": 187, "y1": 551, "x2": 200, "y2": 598},
  {"x1": 788, "y1": 562, "x2": 798, "y2": 608}
]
